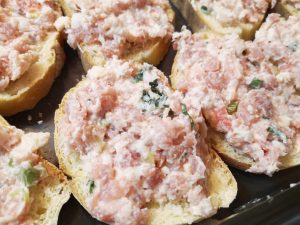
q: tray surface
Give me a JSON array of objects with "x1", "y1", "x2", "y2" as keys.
[{"x1": 5, "y1": 3, "x2": 300, "y2": 225}]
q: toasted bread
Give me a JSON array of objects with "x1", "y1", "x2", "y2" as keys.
[
  {"x1": 0, "y1": 116, "x2": 70, "y2": 225},
  {"x1": 54, "y1": 62, "x2": 237, "y2": 225},
  {"x1": 274, "y1": 1, "x2": 300, "y2": 18},
  {"x1": 171, "y1": 33, "x2": 300, "y2": 174},
  {"x1": 170, "y1": 0, "x2": 271, "y2": 40},
  {"x1": 0, "y1": 32, "x2": 65, "y2": 116},
  {"x1": 60, "y1": 0, "x2": 175, "y2": 71}
]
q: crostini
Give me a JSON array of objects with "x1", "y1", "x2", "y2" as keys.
[
  {"x1": 170, "y1": 0, "x2": 275, "y2": 40},
  {"x1": 55, "y1": 59, "x2": 237, "y2": 225},
  {"x1": 0, "y1": 116, "x2": 70, "y2": 224},
  {"x1": 60, "y1": 0, "x2": 175, "y2": 71},
  {"x1": 274, "y1": 0, "x2": 300, "y2": 17},
  {"x1": 171, "y1": 14, "x2": 300, "y2": 175},
  {"x1": 0, "y1": 0, "x2": 66, "y2": 116}
]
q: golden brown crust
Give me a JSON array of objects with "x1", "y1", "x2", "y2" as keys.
[
  {"x1": 0, "y1": 32, "x2": 65, "y2": 116},
  {"x1": 54, "y1": 67, "x2": 237, "y2": 225},
  {"x1": 59, "y1": 0, "x2": 175, "y2": 71}
]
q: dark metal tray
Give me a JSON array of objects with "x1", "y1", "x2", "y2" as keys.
[{"x1": 5, "y1": 4, "x2": 300, "y2": 225}]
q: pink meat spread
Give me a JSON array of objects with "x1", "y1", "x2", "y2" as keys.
[
  {"x1": 193, "y1": 0, "x2": 276, "y2": 25},
  {"x1": 173, "y1": 14, "x2": 300, "y2": 175},
  {"x1": 58, "y1": 59, "x2": 216, "y2": 225},
  {"x1": 0, "y1": 0, "x2": 61, "y2": 91},
  {"x1": 65, "y1": 0, "x2": 174, "y2": 58},
  {"x1": 0, "y1": 123, "x2": 49, "y2": 224}
]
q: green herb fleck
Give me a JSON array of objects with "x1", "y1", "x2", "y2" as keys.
[
  {"x1": 20, "y1": 166, "x2": 41, "y2": 187},
  {"x1": 181, "y1": 104, "x2": 195, "y2": 129},
  {"x1": 227, "y1": 100, "x2": 239, "y2": 115},
  {"x1": 8, "y1": 159, "x2": 13, "y2": 167},
  {"x1": 87, "y1": 180, "x2": 95, "y2": 194},
  {"x1": 287, "y1": 42, "x2": 297, "y2": 52},
  {"x1": 200, "y1": 5, "x2": 209, "y2": 14},
  {"x1": 149, "y1": 79, "x2": 163, "y2": 96},
  {"x1": 249, "y1": 79, "x2": 263, "y2": 89},
  {"x1": 132, "y1": 70, "x2": 144, "y2": 83},
  {"x1": 267, "y1": 126, "x2": 287, "y2": 143}
]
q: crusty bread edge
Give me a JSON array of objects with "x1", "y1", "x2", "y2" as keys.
[
  {"x1": 274, "y1": 2, "x2": 300, "y2": 18},
  {"x1": 54, "y1": 68, "x2": 237, "y2": 225},
  {"x1": 0, "y1": 116, "x2": 70, "y2": 225},
  {"x1": 0, "y1": 32, "x2": 65, "y2": 116}
]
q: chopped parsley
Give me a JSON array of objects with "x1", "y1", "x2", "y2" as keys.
[
  {"x1": 132, "y1": 69, "x2": 144, "y2": 83},
  {"x1": 8, "y1": 159, "x2": 13, "y2": 167},
  {"x1": 87, "y1": 180, "x2": 95, "y2": 194},
  {"x1": 141, "y1": 80, "x2": 167, "y2": 109},
  {"x1": 227, "y1": 100, "x2": 239, "y2": 115},
  {"x1": 249, "y1": 78, "x2": 263, "y2": 89},
  {"x1": 200, "y1": 5, "x2": 209, "y2": 14},
  {"x1": 181, "y1": 103, "x2": 195, "y2": 129},
  {"x1": 267, "y1": 126, "x2": 288, "y2": 143},
  {"x1": 149, "y1": 79, "x2": 163, "y2": 96},
  {"x1": 20, "y1": 166, "x2": 41, "y2": 187}
]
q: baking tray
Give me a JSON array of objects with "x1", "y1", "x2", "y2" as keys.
[{"x1": 5, "y1": 3, "x2": 300, "y2": 225}]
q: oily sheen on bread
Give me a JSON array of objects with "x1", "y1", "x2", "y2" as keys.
[
  {"x1": 54, "y1": 60, "x2": 237, "y2": 225},
  {"x1": 0, "y1": 1, "x2": 65, "y2": 116},
  {"x1": 171, "y1": 14, "x2": 300, "y2": 175},
  {"x1": 60, "y1": 0, "x2": 175, "y2": 71},
  {"x1": 170, "y1": 0, "x2": 273, "y2": 40},
  {"x1": 0, "y1": 116, "x2": 70, "y2": 225}
]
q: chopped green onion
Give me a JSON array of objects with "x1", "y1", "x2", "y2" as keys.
[
  {"x1": 8, "y1": 159, "x2": 13, "y2": 167},
  {"x1": 267, "y1": 126, "x2": 287, "y2": 143},
  {"x1": 87, "y1": 180, "x2": 95, "y2": 194},
  {"x1": 227, "y1": 100, "x2": 239, "y2": 115},
  {"x1": 181, "y1": 104, "x2": 195, "y2": 128},
  {"x1": 200, "y1": 5, "x2": 209, "y2": 14},
  {"x1": 249, "y1": 79, "x2": 263, "y2": 89},
  {"x1": 20, "y1": 166, "x2": 41, "y2": 187},
  {"x1": 132, "y1": 70, "x2": 144, "y2": 83}
]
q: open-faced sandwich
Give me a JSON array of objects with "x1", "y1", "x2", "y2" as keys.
[
  {"x1": 0, "y1": 116, "x2": 70, "y2": 224},
  {"x1": 0, "y1": 0, "x2": 66, "y2": 116},
  {"x1": 60, "y1": 0, "x2": 175, "y2": 71},
  {"x1": 170, "y1": 0, "x2": 276, "y2": 40},
  {"x1": 274, "y1": 0, "x2": 300, "y2": 17},
  {"x1": 55, "y1": 59, "x2": 237, "y2": 225},
  {"x1": 171, "y1": 14, "x2": 300, "y2": 176}
]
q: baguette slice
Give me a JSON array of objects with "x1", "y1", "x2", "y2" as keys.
[
  {"x1": 0, "y1": 32, "x2": 65, "y2": 116},
  {"x1": 54, "y1": 62, "x2": 237, "y2": 225},
  {"x1": 170, "y1": 0, "x2": 271, "y2": 40},
  {"x1": 0, "y1": 116, "x2": 70, "y2": 225},
  {"x1": 60, "y1": 0, "x2": 175, "y2": 71},
  {"x1": 171, "y1": 30, "x2": 300, "y2": 174},
  {"x1": 0, "y1": 1, "x2": 65, "y2": 116},
  {"x1": 274, "y1": 1, "x2": 300, "y2": 17}
]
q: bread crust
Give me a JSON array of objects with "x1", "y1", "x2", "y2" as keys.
[
  {"x1": 0, "y1": 116, "x2": 70, "y2": 225},
  {"x1": 54, "y1": 67, "x2": 237, "y2": 225},
  {"x1": 170, "y1": 0, "x2": 268, "y2": 40},
  {"x1": 59, "y1": 0, "x2": 175, "y2": 71},
  {"x1": 0, "y1": 31, "x2": 65, "y2": 116},
  {"x1": 170, "y1": 46, "x2": 300, "y2": 173}
]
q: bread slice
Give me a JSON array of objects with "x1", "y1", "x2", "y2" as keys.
[
  {"x1": 274, "y1": 1, "x2": 300, "y2": 18},
  {"x1": 59, "y1": 0, "x2": 175, "y2": 71},
  {"x1": 170, "y1": 0, "x2": 270, "y2": 40},
  {"x1": 0, "y1": 32, "x2": 65, "y2": 116},
  {"x1": 0, "y1": 116, "x2": 70, "y2": 225},
  {"x1": 171, "y1": 39, "x2": 300, "y2": 174},
  {"x1": 54, "y1": 64, "x2": 237, "y2": 225}
]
